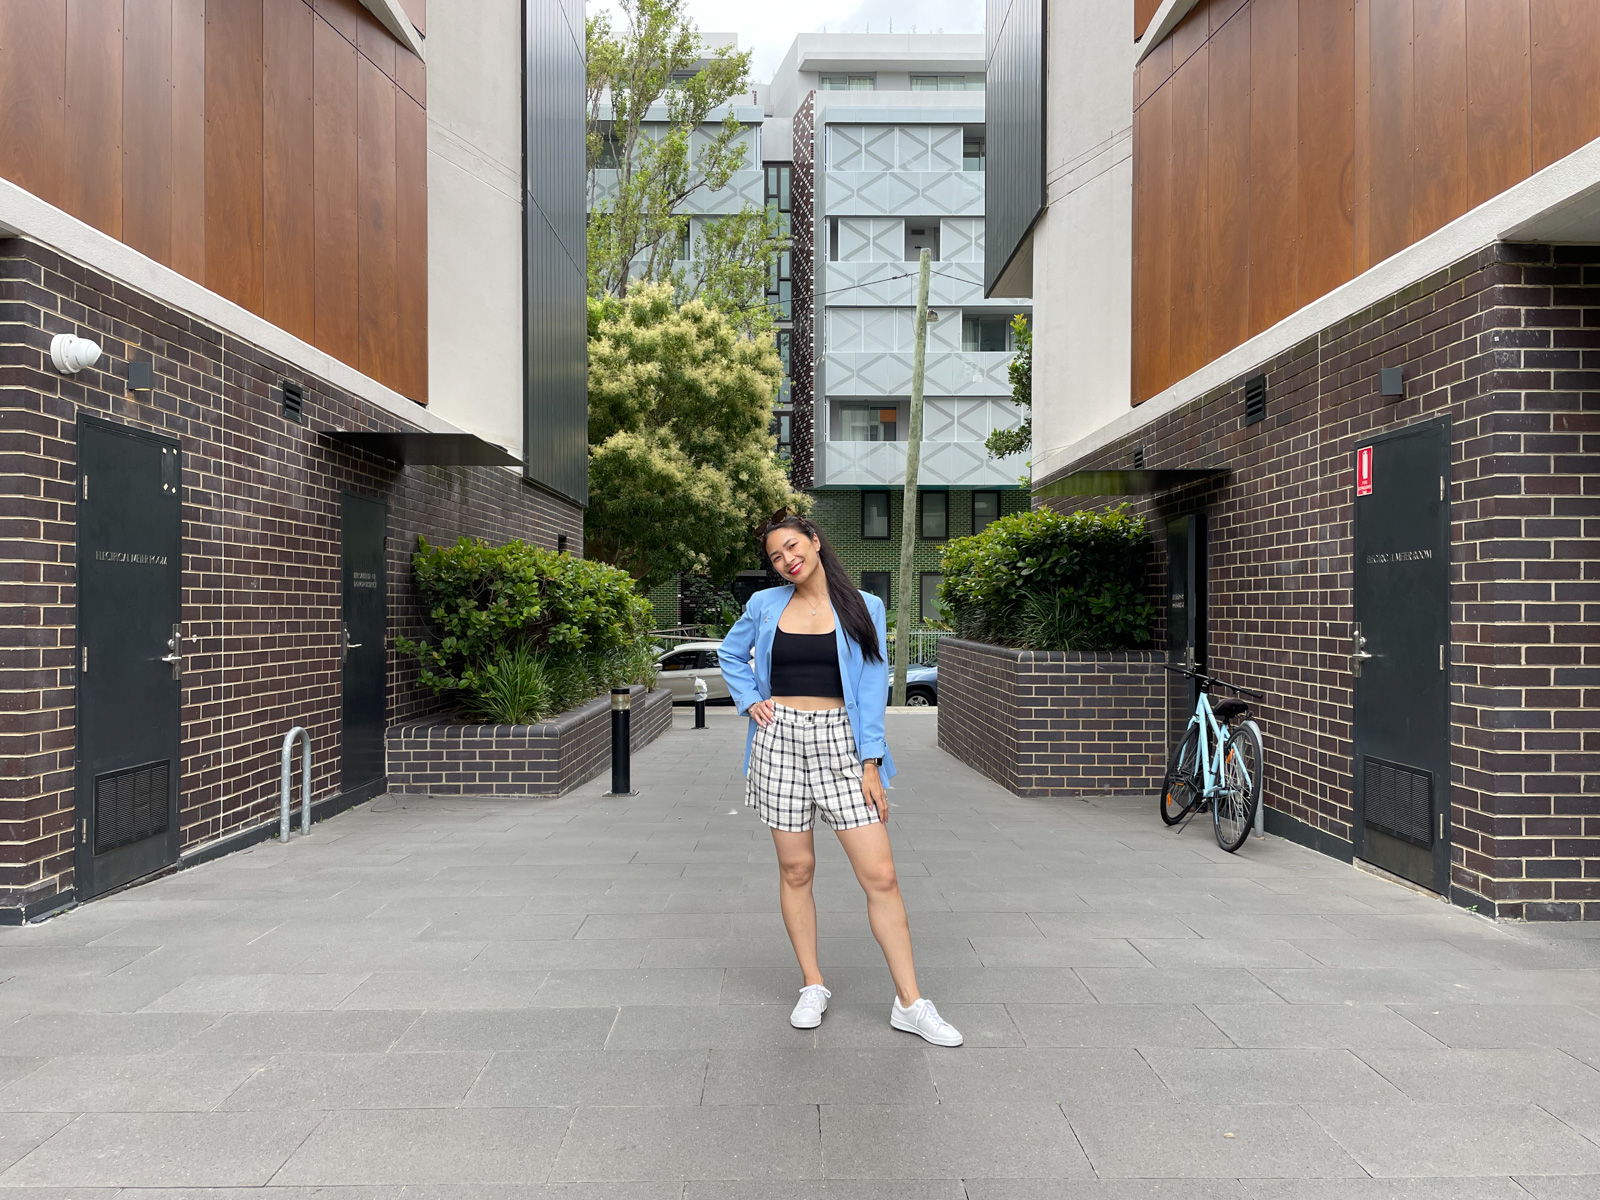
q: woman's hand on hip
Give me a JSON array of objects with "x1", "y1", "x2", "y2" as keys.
[
  {"x1": 862, "y1": 762, "x2": 888, "y2": 824},
  {"x1": 748, "y1": 698, "x2": 777, "y2": 727}
]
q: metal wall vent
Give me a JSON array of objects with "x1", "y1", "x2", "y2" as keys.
[
  {"x1": 1132, "y1": 446, "x2": 1146, "y2": 469},
  {"x1": 281, "y1": 380, "x2": 305, "y2": 424},
  {"x1": 1363, "y1": 756, "x2": 1432, "y2": 847},
  {"x1": 94, "y1": 761, "x2": 170, "y2": 854},
  {"x1": 1243, "y1": 374, "x2": 1267, "y2": 426}
]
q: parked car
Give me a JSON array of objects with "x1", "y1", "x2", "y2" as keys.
[
  {"x1": 656, "y1": 641, "x2": 732, "y2": 703},
  {"x1": 893, "y1": 663, "x2": 938, "y2": 707}
]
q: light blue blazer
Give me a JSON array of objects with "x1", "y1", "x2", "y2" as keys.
[{"x1": 718, "y1": 585, "x2": 897, "y2": 782}]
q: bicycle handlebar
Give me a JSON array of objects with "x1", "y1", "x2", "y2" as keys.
[{"x1": 1162, "y1": 662, "x2": 1265, "y2": 700}]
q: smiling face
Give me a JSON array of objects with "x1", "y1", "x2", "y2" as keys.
[{"x1": 764, "y1": 524, "x2": 823, "y2": 586}]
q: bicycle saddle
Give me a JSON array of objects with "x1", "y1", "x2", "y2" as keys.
[{"x1": 1213, "y1": 699, "x2": 1250, "y2": 721}]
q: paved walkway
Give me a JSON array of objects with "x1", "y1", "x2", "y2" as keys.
[{"x1": 2, "y1": 711, "x2": 1599, "y2": 1197}]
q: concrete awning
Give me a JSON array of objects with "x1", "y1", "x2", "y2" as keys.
[
  {"x1": 1033, "y1": 468, "x2": 1226, "y2": 499},
  {"x1": 319, "y1": 430, "x2": 520, "y2": 467}
]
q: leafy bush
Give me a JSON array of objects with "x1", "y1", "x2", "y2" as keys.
[
  {"x1": 940, "y1": 505, "x2": 1157, "y2": 651},
  {"x1": 398, "y1": 536, "x2": 657, "y2": 724}
]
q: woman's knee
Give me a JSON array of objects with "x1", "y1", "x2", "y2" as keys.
[
  {"x1": 779, "y1": 857, "x2": 816, "y2": 889},
  {"x1": 858, "y1": 861, "x2": 899, "y2": 896}
]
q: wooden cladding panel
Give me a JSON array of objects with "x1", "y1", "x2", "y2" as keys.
[
  {"x1": 357, "y1": 54, "x2": 398, "y2": 390},
  {"x1": 395, "y1": 90, "x2": 427, "y2": 403},
  {"x1": 1136, "y1": 0, "x2": 1162, "y2": 41},
  {"x1": 205, "y1": 0, "x2": 264, "y2": 313},
  {"x1": 1132, "y1": 0, "x2": 1592, "y2": 402},
  {"x1": 263, "y1": 0, "x2": 315, "y2": 343},
  {"x1": 122, "y1": 0, "x2": 174, "y2": 264},
  {"x1": 0, "y1": 1, "x2": 67, "y2": 212},
  {"x1": 1530, "y1": 0, "x2": 1600, "y2": 171},
  {"x1": 64, "y1": 0, "x2": 123, "y2": 238},
  {"x1": 171, "y1": 0, "x2": 207, "y2": 281},
  {"x1": 314, "y1": 12, "x2": 360, "y2": 368}
]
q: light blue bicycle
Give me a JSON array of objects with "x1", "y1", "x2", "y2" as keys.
[{"x1": 1159, "y1": 665, "x2": 1265, "y2": 852}]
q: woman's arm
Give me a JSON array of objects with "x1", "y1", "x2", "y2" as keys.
[
  {"x1": 855, "y1": 595, "x2": 890, "y2": 763},
  {"x1": 717, "y1": 597, "x2": 763, "y2": 715}
]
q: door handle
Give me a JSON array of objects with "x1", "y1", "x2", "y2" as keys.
[
  {"x1": 161, "y1": 624, "x2": 184, "y2": 679},
  {"x1": 1351, "y1": 622, "x2": 1374, "y2": 677},
  {"x1": 343, "y1": 624, "x2": 363, "y2": 661}
]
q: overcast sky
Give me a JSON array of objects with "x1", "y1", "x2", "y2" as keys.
[{"x1": 588, "y1": 0, "x2": 984, "y2": 82}]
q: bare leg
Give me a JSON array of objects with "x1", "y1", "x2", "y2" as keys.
[
  {"x1": 770, "y1": 828, "x2": 823, "y2": 986},
  {"x1": 834, "y1": 821, "x2": 919, "y2": 1006}
]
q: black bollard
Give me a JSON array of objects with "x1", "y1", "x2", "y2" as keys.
[
  {"x1": 609, "y1": 687, "x2": 633, "y2": 795},
  {"x1": 693, "y1": 677, "x2": 707, "y2": 729}
]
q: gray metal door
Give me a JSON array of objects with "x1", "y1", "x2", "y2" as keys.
[
  {"x1": 75, "y1": 417, "x2": 183, "y2": 897},
  {"x1": 1352, "y1": 418, "x2": 1451, "y2": 893},
  {"x1": 340, "y1": 493, "x2": 388, "y2": 801},
  {"x1": 1166, "y1": 512, "x2": 1207, "y2": 742}
]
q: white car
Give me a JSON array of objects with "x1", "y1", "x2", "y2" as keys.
[{"x1": 656, "y1": 641, "x2": 732, "y2": 703}]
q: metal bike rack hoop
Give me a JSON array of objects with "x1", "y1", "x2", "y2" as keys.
[{"x1": 280, "y1": 726, "x2": 313, "y2": 842}]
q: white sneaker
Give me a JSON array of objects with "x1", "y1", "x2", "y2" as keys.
[
  {"x1": 790, "y1": 983, "x2": 831, "y2": 1029},
  {"x1": 890, "y1": 996, "x2": 963, "y2": 1046}
]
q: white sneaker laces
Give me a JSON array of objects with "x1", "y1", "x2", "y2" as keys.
[
  {"x1": 799, "y1": 984, "x2": 831, "y2": 1005},
  {"x1": 909, "y1": 998, "x2": 950, "y2": 1029}
]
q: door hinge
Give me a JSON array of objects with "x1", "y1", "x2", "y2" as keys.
[
  {"x1": 1439, "y1": 644, "x2": 1445, "y2": 671},
  {"x1": 80, "y1": 645, "x2": 87, "y2": 674},
  {"x1": 79, "y1": 818, "x2": 86, "y2": 841},
  {"x1": 81, "y1": 474, "x2": 88, "y2": 500},
  {"x1": 1439, "y1": 811, "x2": 1445, "y2": 840},
  {"x1": 1439, "y1": 475, "x2": 1445, "y2": 502}
]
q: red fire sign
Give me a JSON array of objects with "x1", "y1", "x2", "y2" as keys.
[{"x1": 1356, "y1": 445, "x2": 1373, "y2": 496}]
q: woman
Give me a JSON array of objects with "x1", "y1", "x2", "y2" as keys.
[{"x1": 719, "y1": 514, "x2": 962, "y2": 1047}]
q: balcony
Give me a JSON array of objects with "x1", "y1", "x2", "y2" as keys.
[
  {"x1": 824, "y1": 170, "x2": 983, "y2": 218},
  {"x1": 823, "y1": 351, "x2": 1014, "y2": 397},
  {"x1": 591, "y1": 168, "x2": 764, "y2": 215},
  {"x1": 819, "y1": 260, "x2": 985, "y2": 306},
  {"x1": 819, "y1": 438, "x2": 1026, "y2": 488}
]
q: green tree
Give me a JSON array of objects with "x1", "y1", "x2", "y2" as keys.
[
  {"x1": 585, "y1": 284, "x2": 804, "y2": 589},
  {"x1": 586, "y1": 0, "x2": 785, "y2": 334},
  {"x1": 985, "y1": 313, "x2": 1033, "y2": 459}
]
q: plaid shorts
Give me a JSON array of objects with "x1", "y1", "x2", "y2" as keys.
[{"x1": 746, "y1": 703, "x2": 880, "y2": 833}]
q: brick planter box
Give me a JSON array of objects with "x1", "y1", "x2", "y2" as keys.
[
  {"x1": 937, "y1": 638, "x2": 1167, "y2": 797},
  {"x1": 385, "y1": 685, "x2": 673, "y2": 796}
]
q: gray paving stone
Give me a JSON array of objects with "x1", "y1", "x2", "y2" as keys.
[
  {"x1": 926, "y1": 1047, "x2": 1169, "y2": 1105},
  {"x1": 966, "y1": 1183, "x2": 1248, "y2": 1200},
  {"x1": 0, "y1": 1111, "x2": 321, "y2": 1187},
  {"x1": 1306, "y1": 1101, "x2": 1600, "y2": 1175},
  {"x1": 337, "y1": 972, "x2": 548, "y2": 1011},
  {"x1": 552, "y1": 1105, "x2": 819, "y2": 1182},
  {"x1": 1353, "y1": 1046, "x2": 1600, "y2": 1104},
  {"x1": 1077, "y1": 967, "x2": 1283, "y2": 1005},
  {"x1": 820, "y1": 1102, "x2": 1092, "y2": 1179},
  {"x1": 603, "y1": 1005, "x2": 808, "y2": 1049},
  {"x1": 0, "y1": 1113, "x2": 73, "y2": 1174},
  {"x1": 463, "y1": 1049, "x2": 708, "y2": 1106},
  {"x1": 1006, "y1": 1002, "x2": 1232, "y2": 1049},
  {"x1": 969, "y1": 937, "x2": 1147, "y2": 968},
  {"x1": 142, "y1": 973, "x2": 369, "y2": 1012},
  {"x1": 1249, "y1": 968, "x2": 1461, "y2": 1006},
  {"x1": 1069, "y1": 1102, "x2": 1366, "y2": 1178},
  {"x1": 471, "y1": 940, "x2": 649, "y2": 971},
  {"x1": 1245, "y1": 1180, "x2": 1533, "y2": 1199},
  {"x1": 178, "y1": 1010, "x2": 421, "y2": 1055},
  {"x1": 0, "y1": 1054, "x2": 263, "y2": 1112},
  {"x1": 1199, "y1": 1004, "x2": 1441, "y2": 1049},
  {"x1": 818, "y1": 1002, "x2": 1027, "y2": 1048},
  {"x1": 274, "y1": 1108, "x2": 575, "y2": 1186},
  {"x1": 534, "y1": 969, "x2": 725, "y2": 1007},
  {"x1": 1513, "y1": 1176, "x2": 1600, "y2": 1200},
  {"x1": 1129, "y1": 938, "x2": 1322, "y2": 969},
  {"x1": 221, "y1": 1051, "x2": 488, "y2": 1109},
  {"x1": 1288, "y1": 939, "x2": 1501, "y2": 970},
  {"x1": 1142, "y1": 1047, "x2": 1403, "y2": 1102},
  {"x1": 686, "y1": 1182, "x2": 964, "y2": 1200},
  {"x1": 1029, "y1": 913, "x2": 1200, "y2": 940},
  {"x1": 701, "y1": 1046, "x2": 936, "y2": 1105}
]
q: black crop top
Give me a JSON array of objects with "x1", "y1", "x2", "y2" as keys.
[{"x1": 770, "y1": 627, "x2": 843, "y2": 697}]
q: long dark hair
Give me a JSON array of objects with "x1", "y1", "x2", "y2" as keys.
[{"x1": 760, "y1": 514, "x2": 883, "y2": 663}]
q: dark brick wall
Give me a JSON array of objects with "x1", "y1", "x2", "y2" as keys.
[
  {"x1": 386, "y1": 686, "x2": 674, "y2": 796},
  {"x1": 938, "y1": 638, "x2": 1167, "y2": 796},
  {"x1": 1044, "y1": 242, "x2": 1600, "y2": 919},
  {"x1": 0, "y1": 237, "x2": 584, "y2": 910}
]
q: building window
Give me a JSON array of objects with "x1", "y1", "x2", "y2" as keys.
[
  {"x1": 821, "y1": 74, "x2": 875, "y2": 90},
  {"x1": 676, "y1": 222, "x2": 692, "y2": 261},
  {"x1": 771, "y1": 410, "x2": 792, "y2": 453},
  {"x1": 860, "y1": 570, "x2": 891, "y2": 607},
  {"x1": 963, "y1": 133, "x2": 985, "y2": 172},
  {"x1": 962, "y1": 314, "x2": 1011, "y2": 352},
  {"x1": 765, "y1": 164, "x2": 792, "y2": 320},
  {"x1": 972, "y1": 491, "x2": 1000, "y2": 534},
  {"x1": 919, "y1": 572, "x2": 946, "y2": 623},
  {"x1": 775, "y1": 329, "x2": 791, "y2": 375},
  {"x1": 837, "y1": 404, "x2": 900, "y2": 442},
  {"x1": 596, "y1": 127, "x2": 623, "y2": 169},
  {"x1": 910, "y1": 74, "x2": 983, "y2": 91},
  {"x1": 905, "y1": 221, "x2": 940, "y2": 261},
  {"x1": 919, "y1": 491, "x2": 948, "y2": 540},
  {"x1": 862, "y1": 491, "x2": 892, "y2": 540}
]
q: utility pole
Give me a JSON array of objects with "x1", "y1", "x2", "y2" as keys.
[{"x1": 893, "y1": 248, "x2": 931, "y2": 706}]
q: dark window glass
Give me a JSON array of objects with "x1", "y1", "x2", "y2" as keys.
[
  {"x1": 919, "y1": 572, "x2": 945, "y2": 623},
  {"x1": 776, "y1": 412, "x2": 792, "y2": 446},
  {"x1": 862, "y1": 491, "x2": 891, "y2": 540},
  {"x1": 919, "y1": 492, "x2": 948, "y2": 540},
  {"x1": 963, "y1": 134, "x2": 985, "y2": 172},
  {"x1": 962, "y1": 315, "x2": 1010, "y2": 352},
  {"x1": 972, "y1": 490, "x2": 1000, "y2": 533},
  {"x1": 860, "y1": 571, "x2": 891, "y2": 607}
]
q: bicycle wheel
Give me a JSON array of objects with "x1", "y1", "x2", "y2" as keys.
[
  {"x1": 1215, "y1": 720, "x2": 1263, "y2": 852},
  {"x1": 1160, "y1": 726, "x2": 1202, "y2": 825}
]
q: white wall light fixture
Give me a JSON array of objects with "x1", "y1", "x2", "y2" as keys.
[{"x1": 50, "y1": 334, "x2": 101, "y2": 374}]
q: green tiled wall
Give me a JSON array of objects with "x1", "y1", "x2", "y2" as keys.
[{"x1": 809, "y1": 488, "x2": 1030, "y2": 628}]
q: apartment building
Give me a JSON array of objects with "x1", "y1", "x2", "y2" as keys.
[
  {"x1": 989, "y1": 0, "x2": 1600, "y2": 918},
  {"x1": 0, "y1": 0, "x2": 587, "y2": 918},
  {"x1": 769, "y1": 34, "x2": 1031, "y2": 626}
]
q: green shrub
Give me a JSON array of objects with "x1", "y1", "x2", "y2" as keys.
[
  {"x1": 939, "y1": 505, "x2": 1156, "y2": 651},
  {"x1": 398, "y1": 536, "x2": 656, "y2": 722}
]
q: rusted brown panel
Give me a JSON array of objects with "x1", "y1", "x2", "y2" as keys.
[
  {"x1": 170, "y1": 0, "x2": 206, "y2": 281},
  {"x1": 1529, "y1": 0, "x2": 1600, "y2": 171},
  {"x1": 398, "y1": 0, "x2": 422, "y2": 34},
  {"x1": 1170, "y1": 42, "x2": 1211, "y2": 386},
  {"x1": 64, "y1": 0, "x2": 123, "y2": 238},
  {"x1": 1173, "y1": 0, "x2": 1212, "y2": 67},
  {"x1": 394, "y1": 43, "x2": 424, "y2": 105},
  {"x1": 263, "y1": 0, "x2": 316, "y2": 342},
  {"x1": 1352, "y1": 0, "x2": 1372, "y2": 274},
  {"x1": 354, "y1": 0, "x2": 396, "y2": 78},
  {"x1": 205, "y1": 0, "x2": 265, "y2": 313},
  {"x1": 0, "y1": 1, "x2": 67, "y2": 209},
  {"x1": 357, "y1": 54, "x2": 398, "y2": 388},
  {"x1": 395, "y1": 88, "x2": 427, "y2": 403},
  {"x1": 1296, "y1": 0, "x2": 1354, "y2": 305},
  {"x1": 1133, "y1": 87, "x2": 1172, "y2": 403},
  {"x1": 1466, "y1": 0, "x2": 1532, "y2": 210},
  {"x1": 1248, "y1": 0, "x2": 1298, "y2": 336},
  {"x1": 1208, "y1": 4, "x2": 1251, "y2": 358},
  {"x1": 1136, "y1": 0, "x2": 1163, "y2": 41},
  {"x1": 122, "y1": 0, "x2": 173, "y2": 266},
  {"x1": 1368, "y1": 0, "x2": 1413, "y2": 264},
  {"x1": 1213, "y1": 0, "x2": 1250, "y2": 31},
  {"x1": 1411, "y1": 0, "x2": 1469, "y2": 241},
  {"x1": 313, "y1": 12, "x2": 359, "y2": 367},
  {"x1": 313, "y1": 0, "x2": 359, "y2": 43},
  {"x1": 1136, "y1": 36, "x2": 1173, "y2": 108}
]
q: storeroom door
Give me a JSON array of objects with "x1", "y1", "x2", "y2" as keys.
[
  {"x1": 1352, "y1": 418, "x2": 1451, "y2": 893},
  {"x1": 75, "y1": 417, "x2": 183, "y2": 898},
  {"x1": 340, "y1": 493, "x2": 388, "y2": 802}
]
